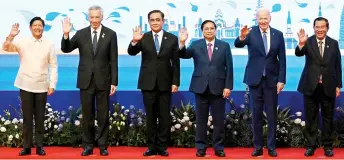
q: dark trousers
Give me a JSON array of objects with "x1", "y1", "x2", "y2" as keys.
[
  {"x1": 195, "y1": 87, "x2": 225, "y2": 151},
  {"x1": 304, "y1": 84, "x2": 335, "y2": 149},
  {"x1": 141, "y1": 86, "x2": 171, "y2": 152},
  {"x1": 80, "y1": 75, "x2": 110, "y2": 149},
  {"x1": 20, "y1": 89, "x2": 47, "y2": 148},
  {"x1": 249, "y1": 77, "x2": 277, "y2": 149}
]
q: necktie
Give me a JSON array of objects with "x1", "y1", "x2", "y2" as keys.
[
  {"x1": 262, "y1": 32, "x2": 268, "y2": 76},
  {"x1": 92, "y1": 30, "x2": 97, "y2": 55},
  {"x1": 207, "y1": 43, "x2": 213, "y2": 61},
  {"x1": 263, "y1": 31, "x2": 268, "y2": 54},
  {"x1": 154, "y1": 34, "x2": 160, "y2": 54},
  {"x1": 318, "y1": 41, "x2": 323, "y2": 83},
  {"x1": 319, "y1": 41, "x2": 323, "y2": 57}
]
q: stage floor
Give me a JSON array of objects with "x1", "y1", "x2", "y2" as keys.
[{"x1": 0, "y1": 147, "x2": 343, "y2": 159}]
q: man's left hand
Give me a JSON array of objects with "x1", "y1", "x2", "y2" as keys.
[
  {"x1": 172, "y1": 85, "x2": 178, "y2": 93},
  {"x1": 277, "y1": 82, "x2": 284, "y2": 94},
  {"x1": 110, "y1": 85, "x2": 117, "y2": 96},
  {"x1": 223, "y1": 88, "x2": 231, "y2": 98},
  {"x1": 48, "y1": 88, "x2": 55, "y2": 96},
  {"x1": 336, "y1": 87, "x2": 341, "y2": 98}
]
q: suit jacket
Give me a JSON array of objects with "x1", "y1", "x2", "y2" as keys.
[
  {"x1": 127, "y1": 30, "x2": 180, "y2": 91},
  {"x1": 179, "y1": 38, "x2": 233, "y2": 95},
  {"x1": 295, "y1": 35, "x2": 342, "y2": 98},
  {"x1": 61, "y1": 25, "x2": 118, "y2": 90},
  {"x1": 234, "y1": 26, "x2": 286, "y2": 87}
]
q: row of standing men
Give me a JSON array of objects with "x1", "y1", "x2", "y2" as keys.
[{"x1": 2, "y1": 5, "x2": 341, "y2": 158}]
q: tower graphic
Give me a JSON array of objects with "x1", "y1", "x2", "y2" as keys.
[
  {"x1": 339, "y1": 5, "x2": 344, "y2": 49},
  {"x1": 318, "y1": 3, "x2": 322, "y2": 17},
  {"x1": 253, "y1": 0, "x2": 264, "y2": 26},
  {"x1": 285, "y1": 10, "x2": 298, "y2": 49}
]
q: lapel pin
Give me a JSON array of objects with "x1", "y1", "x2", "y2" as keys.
[
  {"x1": 327, "y1": 45, "x2": 329, "y2": 48},
  {"x1": 102, "y1": 33, "x2": 105, "y2": 38},
  {"x1": 215, "y1": 47, "x2": 218, "y2": 50},
  {"x1": 164, "y1": 37, "x2": 167, "y2": 40}
]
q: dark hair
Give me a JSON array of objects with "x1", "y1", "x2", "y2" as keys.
[
  {"x1": 201, "y1": 20, "x2": 217, "y2": 30},
  {"x1": 29, "y1": 17, "x2": 45, "y2": 27},
  {"x1": 147, "y1": 10, "x2": 165, "y2": 20},
  {"x1": 313, "y1": 17, "x2": 329, "y2": 29}
]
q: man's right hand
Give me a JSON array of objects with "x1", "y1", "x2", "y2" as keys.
[
  {"x1": 9, "y1": 23, "x2": 20, "y2": 37},
  {"x1": 62, "y1": 17, "x2": 72, "y2": 36},
  {"x1": 132, "y1": 26, "x2": 143, "y2": 43},
  {"x1": 239, "y1": 25, "x2": 251, "y2": 40},
  {"x1": 178, "y1": 28, "x2": 188, "y2": 45},
  {"x1": 297, "y1": 28, "x2": 308, "y2": 47}
]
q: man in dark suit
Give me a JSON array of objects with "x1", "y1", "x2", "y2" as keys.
[
  {"x1": 234, "y1": 8, "x2": 286, "y2": 157},
  {"x1": 178, "y1": 20, "x2": 233, "y2": 157},
  {"x1": 61, "y1": 5, "x2": 118, "y2": 156},
  {"x1": 127, "y1": 10, "x2": 180, "y2": 156},
  {"x1": 295, "y1": 17, "x2": 342, "y2": 157}
]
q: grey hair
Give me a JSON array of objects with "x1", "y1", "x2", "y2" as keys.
[
  {"x1": 88, "y1": 5, "x2": 104, "y2": 16},
  {"x1": 256, "y1": 8, "x2": 270, "y2": 18}
]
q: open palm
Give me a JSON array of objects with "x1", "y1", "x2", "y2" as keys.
[
  {"x1": 297, "y1": 28, "x2": 308, "y2": 44},
  {"x1": 132, "y1": 26, "x2": 143, "y2": 42},
  {"x1": 62, "y1": 17, "x2": 72, "y2": 34},
  {"x1": 10, "y1": 23, "x2": 20, "y2": 37}
]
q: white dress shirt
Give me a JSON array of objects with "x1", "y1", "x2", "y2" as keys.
[
  {"x1": 152, "y1": 30, "x2": 163, "y2": 49},
  {"x1": 259, "y1": 27, "x2": 270, "y2": 53},
  {"x1": 206, "y1": 39, "x2": 215, "y2": 52},
  {"x1": 316, "y1": 37, "x2": 326, "y2": 56},
  {"x1": 91, "y1": 25, "x2": 102, "y2": 43},
  {"x1": 13, "y1": 37, "x2": 58, "y2": 93}
]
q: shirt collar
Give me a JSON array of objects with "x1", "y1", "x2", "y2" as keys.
[
  {"x1": 316, "y1": 37, "x2": 326, "y2": 44},
  {"x1": 259, "y1": 26, "x2": 270, "y2": 35},
  {"x1": 152, "y1": 30, "x2": 164, "y2": 38},
  {"x1": 31, "y1": 36, "x2": 43, "y2": 43},
  {"x1": 91, "y1": 25, "x2": 102, "y2": 34},
  {"x1": 205, "y1": 38, "x2": 215, "y2": 47}
]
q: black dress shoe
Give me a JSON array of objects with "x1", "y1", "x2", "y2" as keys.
[
  {"x1": 268, "y1": 149, "x2": 277, "y2": 157},
  {"x1": 100, "y1": 149, "x2": 109, "y2": 156},
  {"x1": 81, "y1": 148, "x2": 93, "y2": 156},
  {"x1": 251, "y1": 148, "x2": 263, "y2": 157},
  {"x1": 19, "y1": 148, "x2": 31, "y2": 156},
  {"x1": 324, "y1": 149, "x2": 334, "y2": 157},
  {"x1": 304, "y1": 148, "x2": 315, "y2": 156},
  {"x1": 196, "y1": 149, "x2": 206, "y2": 157},
  {"x1": 215, "y1": 150, "x2": 226, "y2": 157},
  {"x1": 143, "y1": 150, "x2": 156, "y2": 156},
  {"x1": 158, "y1": 150, "x2": 169, "y2": 156},
  {"x1": 36, "y1": 147, "x2": 46, "y2": 156}
]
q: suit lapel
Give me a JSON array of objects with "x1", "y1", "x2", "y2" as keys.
[
  {"x1": 95, "y1": 25, "x2": 106, "y2": 55},
  {"x1": 211, "y1": 39, "x2": 220, "y2": 61},
  {"x1": 268, "y1": 28, "x2": 275, "y2": 56},
  {"x1": 200, "y1": 39, "x2": 210, "y2": 61},
  {"x1": 85, "y1": 27, "x2": 94, "y2": 55},
  {"x1": 158, "y1": 31, "x2": 168, "y2": 55},
  {"x1": 323, "y1": 36, "x2": 331, "y2": 62},
  {"x1": 145, "y1": 32, "x2": 157, "y2": 54},
  {"x1": 311, "y1": 36, "x2": 322, "y2": 60},
  {"x1": 254, "y1": 27, "x2": 266, "y2": 56}
]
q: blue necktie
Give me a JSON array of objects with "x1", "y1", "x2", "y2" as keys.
[
  {"x1": 263, "y1": 31, "x2": 268, "y2": 76},
  {"x1": 92, "y1": 30, "x2": 97, "y2": 55},
  {"x1": 154, "y1": 33, "x2": 160, "y2": 54},
  {"x1": 263, "y1": 31, "x2": 268, "y2": 54}
]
